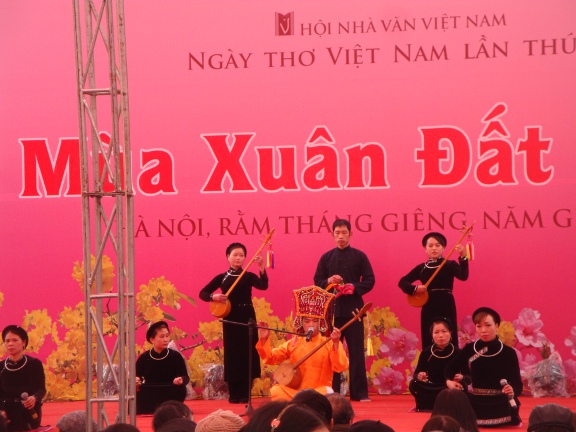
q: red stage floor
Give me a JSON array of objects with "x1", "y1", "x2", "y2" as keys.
[{"x1": 41, "y1": 395, "x2": 576, "y2": 432}]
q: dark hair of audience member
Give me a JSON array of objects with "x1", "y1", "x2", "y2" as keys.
[
  {"x1": 241, "y1": 401, "x2": 328, "y2": 432},
  {"x1": 326, "y1": 393, "x2": 355, "y2": 425},
  {"x1": 291, "y1": 389, "x2": 333, "y2": 426},
  {"x1": 242, "y1": 401, "x2": 289, "y2": 431},
  {"x1": 432, "y1": 388, "x2": 479, "y2": 432},
  {"x1": 421, "y1": 415, "x2": 461, "y2": 432},
  {"x1": 349, "y1": 419, "x2": 395, "y2": 432},
  {"x1": 101, "y1": 423, "x2": 141, "y2": 432},
  {"x1": 270, "y1": 404, "x2": 328, "y2": 432},
  {"x1": 153, "y1": 400, "x2": 194, "y2": 431}
]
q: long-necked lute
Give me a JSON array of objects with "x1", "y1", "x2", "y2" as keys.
[
  {"x1": 209, "y1": 229, "x2": 275, "y2": 318},
  {"x1": 273, "y1": 302, "x2": 372, "y2": 389},
  {"x1": 407, "y1": 222, "x2": 475, "y2": 307}
]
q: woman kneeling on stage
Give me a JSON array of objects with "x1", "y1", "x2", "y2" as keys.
[
  {"x1": 445, "y1": 307, "x2": 522, "y2": 426},
  {"x1": 409, "y1": 317, "x2": 460, "y2": 411},
  {"x1": 0, "y1": 325, "x2": 46, "y2": 431},
  {"x1": 136, "y1": 321, "x2": 189, "y2": 414}
]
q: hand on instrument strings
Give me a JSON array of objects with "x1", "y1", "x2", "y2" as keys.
[
  {"x1": 212, "y1": 293, "x2": 228, "y2": 303},
  {"x1": 330, "y1": 327, "x2": 341, "y2": 347},
  {"x1": 257, "y1": 321, "x2": 270, "y2": 342},
  {"x1": 328, "y1": 274, "x2": 344, "y2": 285},
  {"x1": 415, "y1": 285, "x2": 427, "y2": 294},
  {"x1": 173, "y1": 377, "x2": 184, "y2": 385},
  {"x1": 455, "y1": 243, "x2": 466, "y2": 257},
  {"x1": 417, "y1": 371, "x2": 429, "y2": 382},
  {"x1": 253, "y1": 255, "x2": 265, "y2": 272}
]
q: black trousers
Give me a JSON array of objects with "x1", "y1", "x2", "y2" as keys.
[
  {"x1": 332, "y1": 317, "x2": 368, "y2": 400},
  {"x1": 3, "y1": 399, "x2": 42, "y2": 431}
]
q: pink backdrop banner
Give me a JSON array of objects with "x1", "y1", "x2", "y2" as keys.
[{"x1": 1, "y1": 0, "x2": 575, "y2": 389}]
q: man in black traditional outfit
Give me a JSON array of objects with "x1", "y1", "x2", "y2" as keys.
[{"x1": 314, "y1": 219, "x2": 375, "y2": 402}]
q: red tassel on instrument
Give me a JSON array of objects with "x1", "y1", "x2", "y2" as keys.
[
  {"x1": 267, "y1": 247, "x2": 274, "y2": 269},
  {"x1": 466, "y1": 241, "x2": 475, "y2": 260}
]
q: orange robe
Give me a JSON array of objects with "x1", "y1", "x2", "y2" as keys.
[{"x1": 256, "y1": 332, "x2": 349, "y2": 400}]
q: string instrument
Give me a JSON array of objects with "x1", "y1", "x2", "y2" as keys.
[
  {"x1": 209, "y1": 229, "x2": 275, "y2": 318},
  {"x1": 407, "y1": 223, "x2": 475, "y2": 308},
  {"x1": 273, "y1": 302, "x2": 372, "y2": 389}
]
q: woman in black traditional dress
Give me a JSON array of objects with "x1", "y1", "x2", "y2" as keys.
[
  {"x1": 199, "y1": 242, "x2": 268, "y2": 404},
  {"x1": 399, "y1": 232, "x2": 469, "y2": 348},
  {"x1": 135, "y1": 321, "x2": 189, "y2": 414},
  {"x1": 409, "y1": 318, "x2": 461, "y2": 411},
  {"x1": 445, "y1": 307, "x2": 523, "y2": 427},
  {"x1": 0, "y1": 325, "x2": 46, "y2": 431}
]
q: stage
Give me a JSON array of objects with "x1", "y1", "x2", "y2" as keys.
[{"x1": 40, "y1": 395, "x2": 576, "y2": 432}]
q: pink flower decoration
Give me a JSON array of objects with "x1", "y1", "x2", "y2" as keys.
[
  {"x1": 520, "y1": 352, "x2": 539, "y2": 371},
  {"x1": 373, "y1": 367, "x2": 404, "y2": 395},
  {"x1": 458, "y1": 315, "x2": 478, "y2": 349},
  {"x1": 565, "y1": 326, "x2": 576, "y2": 356},
  {"x1": 379, "y1": 328, "x2": 418, "y2": 366},
  {"x1": 564, "y1": 359, "x2": 576, "y2": 394},
  {"x1": 516, "y1": 348, "x2": 538, "y2": 381},
  {"x1": 513, "y1": 308, "x2": 548, "y2": 348}
]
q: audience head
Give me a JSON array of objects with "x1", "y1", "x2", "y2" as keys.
[
  {"x1": 102, "y1": 424, "x2": 141, "y2": 432},
  {"x1": 326, "y1": 393, "x2": 354, "y2": 425},
  {"x1": 421, "y1": 415, "x2": 461, "y2": 432},
  {"x1": 0, "y1": 415, "x2": 7, "y2": 432},
  {"x1": 528, "y1": 403, "x2": 575, "y2": 432},
  {"x1": 349, "y1": 420, "x2": 395, "y2": 432},
  {"x1": 269, "y1": 404, "x2": 329, "y2": 432},
  {"x1": 153, "y1": 401, "x2": 194, "y2": 431},
  {"x1": 432, "y1": 388, "x2": 478, "y2": 432},
  {"x1": 242, "y1": 401, "x2": 288, "y2": 432},
  {"x1": 157, "y1": 418, "x2": 197, "y2": 432},
  {"x1": 292, "y1": 389, "x2": 333, "y2": 427},
  {"x1": 56, "y1": 410, "x2": 97, "y2": 432},
  {"x1": 195, "y1": 409, "x2": 244, "y2": 432}
]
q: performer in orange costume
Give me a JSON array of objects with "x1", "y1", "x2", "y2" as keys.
[{"x1": 256, "y1": 286, "x2": 349, "y2": 401}]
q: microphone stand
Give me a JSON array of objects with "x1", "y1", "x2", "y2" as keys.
[{"x1": 220, "y1": 318, "x2": 306, "y2": 417}]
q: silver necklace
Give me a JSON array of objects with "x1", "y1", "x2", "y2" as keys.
[
  {"x1": 424, "y1": 259, "x2": 442, "y2": 269},
  {"x1": 431, "y1": 343, "x2": 454, "y2": 359},
  {"x1": 4, "y1": 355, "x2": 27, "y2": 371},
  {"x1": 222, "y1": 268, "x2": 241, "y2": 284},
  {"x1": 473, "y1": 339, "x2": 503, "y2": 357},
  {"x1": 149, "y1": 349, "x2": 169, "y2": 361}
]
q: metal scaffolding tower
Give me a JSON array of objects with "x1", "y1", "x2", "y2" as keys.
[{"x1": 72, "y1": 0, "x2": 136, "y2": 429}]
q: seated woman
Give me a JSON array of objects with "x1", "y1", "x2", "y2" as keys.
[
  {"x1": 136, "y1": 321, "x2": 189, "y2": 414},
  {"x1": 0, "y1": 325, "x2": 46, "y2": 432},
  {"x1": 446, "y1": 307, "x2": 522, "y2": 426},
  {"x1": 409, "y1": 318, "x2": 460, "y2": 411}
]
